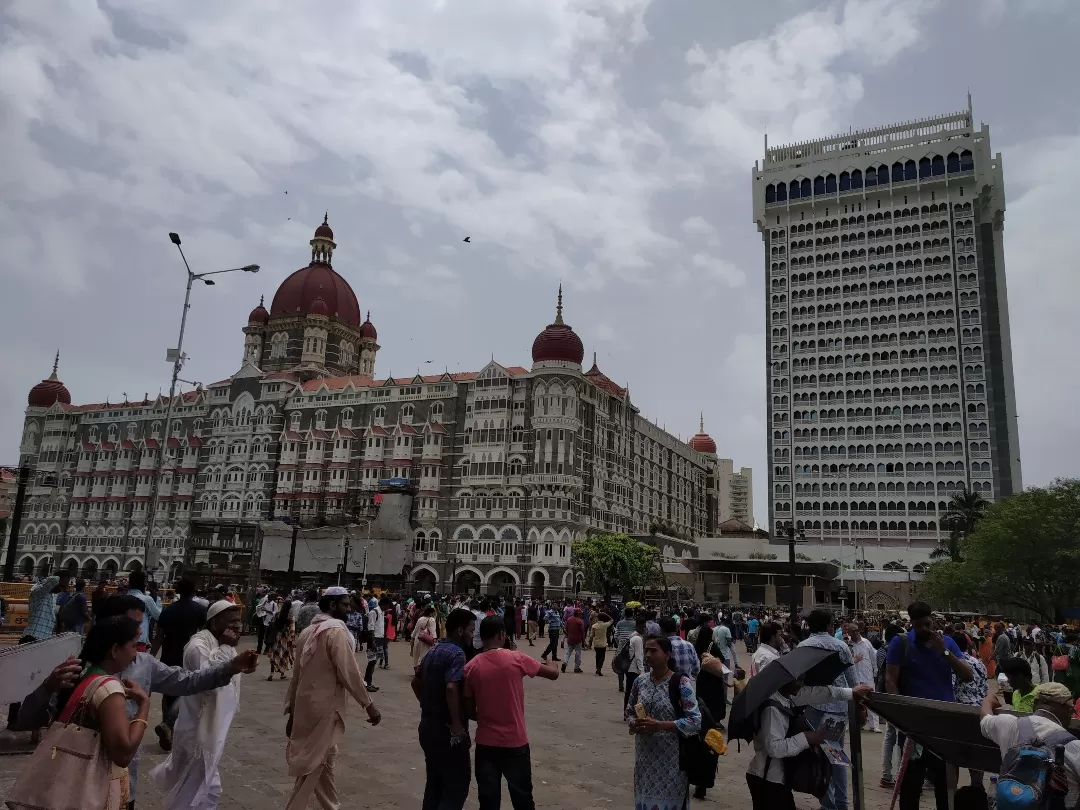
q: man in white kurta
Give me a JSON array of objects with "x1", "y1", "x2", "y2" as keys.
[
  {"x1": 285, "y1": 587, "x2": 382, "y2": 810},
  {"x1": 150, "y1": 601, "x2": 251, "y2": 810},
  {"x1": 847, "y1": 621, "x2": 880, "y2": 731}
]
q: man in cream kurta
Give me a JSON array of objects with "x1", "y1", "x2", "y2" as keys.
[
  {"x1": 285, "y1": 587, "x2": 382, "y2": 810},
  {"x1": 150, "y1": 601, "x2": 250, "y2": 810}
]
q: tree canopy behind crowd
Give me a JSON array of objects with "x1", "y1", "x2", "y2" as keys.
[
  {"x1": 570, "y1": 533, "x2": 660, "y2": 601},
  {"x1": 922, "y1": 478, "x2": 1080, "y2": 622}
]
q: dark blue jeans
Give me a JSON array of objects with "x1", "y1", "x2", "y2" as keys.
[
  {"x1": 420, "y1": 724, "x2": 471, "y2": 810},
  {"x1": 540, "y1": 630, "x2": 559, "y2": 661},
  {"x1": 475, "y1": 743, "x2": 534, "y2": 810}
]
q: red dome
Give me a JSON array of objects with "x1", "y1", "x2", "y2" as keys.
[
  {"x1": 314, "y1": 214, "x2": 334, "y2": 240},
  {"x1": 248, "y1": 296, "x2": 269, "y2": 324},
  {"x1": 688, "y1": 414, "x2": 716, "y2": 454},
  {"x1": 270, "y1": 263, "x2": 361, "y2": 326},
  {"x1": 688, "y1": 433, "x2": 717, "y2": 454},
  {"x1": 531, "y1": 286, "x2": 584, "y2": 365},
  {"x1": 360, "y1": 312, "x2": 377, "y2": 340},
  {"x1": 28, "y1": 354, "x2": 70, "y2": 408}
]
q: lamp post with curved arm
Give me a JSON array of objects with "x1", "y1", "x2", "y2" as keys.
[{"x1": 143, "y1": 232, "x2": 259, "y2": 576}]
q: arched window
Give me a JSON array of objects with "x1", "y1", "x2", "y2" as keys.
[
  {"x1": 877, "y1": 166, "x2": 889, "y2": 186},
  {"x1": 401, "y1": 404, "x2": 414, "y2": 423},
  {"x1": 766, "y1": 184, "x2": 776, "y2": 203},
  {"x1": 947, "y1": 153, "x2": 961, "y2": 173}
]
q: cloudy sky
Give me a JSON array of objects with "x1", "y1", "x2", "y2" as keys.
[{"x1": 2, "y1": 0, "x2": 1076, "y2": 525}]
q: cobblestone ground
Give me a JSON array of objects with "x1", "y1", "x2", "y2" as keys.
[{"x1": 0, "y1": 640, "x2": 905, "y2": 809}]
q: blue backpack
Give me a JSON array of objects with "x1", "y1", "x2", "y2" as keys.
[{"x1": 996, "y1": 716, "x2": 1075, "y2": 810}]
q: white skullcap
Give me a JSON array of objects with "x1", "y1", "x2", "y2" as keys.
[
  {"x1": 323, "y1": 586, "x2": 348, "y2": 597},
  {"x1": 207, "y1": 600, "x2": 239, "y2": 622}
]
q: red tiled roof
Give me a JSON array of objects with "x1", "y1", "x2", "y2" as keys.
[
  {"x1": 398, "y1": 424, "x2": 419, "y2": 436},
  {"x1": 82, "y1": 441, "x2": 97, "y2": 451},
  {"x1": 188, "y1": 436, "x2": 203, "y2": 447},
  {"x1": 309, "y1": 429, "x2": 329, "y2": 440},
  {"x1": 336, "y1": 428, "x2": 357, "y2": 439},
  {"x1": 584, "y1": 361, "x2": 627, "y2": 398},
  {"x1": 167, "y1": 438, "x2": 182, "y2": 448},
  {"x1": 426, "y1": 422, "x2": 446, "y2": 434},
  {"x1": 120, "y1": 440, "x2": 135, "y2": 450},
  {"x1": 144, "y1": 439, "x2": 159, "y2": 449},
  {"x1": 282, "y1": 431, "x2": 303, "y2": 442},
  {"x1": 367, "y1": 425, "x2": 388, "y2": 437}
]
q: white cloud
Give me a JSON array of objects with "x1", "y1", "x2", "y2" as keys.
[
  {"x1": 692, "y1": 253, "x2": 746, "y2": 287},
  {"x1": 668, "y1": 0, "x2": 939, "y2": 170}
]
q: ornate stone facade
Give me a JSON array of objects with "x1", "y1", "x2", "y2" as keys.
[{"x1": 8, "y1": 218, "x2": 751, "y2": 596}]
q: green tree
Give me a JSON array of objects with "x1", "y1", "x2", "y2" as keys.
[
  {"x1": 571, "y1": 533, "x2": 660, "y2": 600},
  {"x1": 921, "y1": 479, "x2": 1080, "y2": 621},
  {"x1": 929, "y1": 487, "x2": 989, "y2": 562}
]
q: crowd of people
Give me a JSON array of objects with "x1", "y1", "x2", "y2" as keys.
[{"x1": 8, "y1": 577, "x2": 1080, "y2": 810}]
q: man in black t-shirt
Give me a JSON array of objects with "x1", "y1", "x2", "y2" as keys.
[{"x1": 151, "y1": 578, "x2": 207, "y2": 751}]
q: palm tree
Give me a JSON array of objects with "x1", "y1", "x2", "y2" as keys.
[{"x1": 929, "y1": 488, "x2": 988, "y2": 562}]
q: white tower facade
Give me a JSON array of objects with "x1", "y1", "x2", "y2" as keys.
[{"x1": 752, "y1": 102, "x2": 1021, "y2": 561}]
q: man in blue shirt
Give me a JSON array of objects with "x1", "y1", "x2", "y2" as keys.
[
  {"x1": 540, "y1": 605, "x2": 562, "y2": 663},
  {"x1": 411, "y1": 608, "x2": 476, "y2": 810},
  {"x1": 746, "y1": 615, "x2": 760, "y2": 653},
  {"x1": 126, "y1": 570, "x2": 162, "y2": 648},
  {"x1": 885, "y1": 601, "x2": 972, "y2": 810},
  {"x1": 798, "y1": 609, "x2": 856, "y2": 810}
]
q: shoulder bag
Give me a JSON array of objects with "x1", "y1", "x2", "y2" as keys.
[{"x1": 6, "y1": 675, "x2": 118, "y2": 810}]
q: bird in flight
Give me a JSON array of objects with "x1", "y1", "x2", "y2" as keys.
[
  {"x1": 425, "y1": 360, "x2": 433, "y2": 364},
  {"x1": 463, "y1": 236, "x2": 471, "y2": 243}
]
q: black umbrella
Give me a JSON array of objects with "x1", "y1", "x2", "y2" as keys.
[{"x1": 728, "y1": 646, "x2": 849, "y2": 742}]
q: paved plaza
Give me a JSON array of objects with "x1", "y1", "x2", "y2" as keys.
[{"x1": 0, "y1": 640, "x2": 907, "y2": 809}]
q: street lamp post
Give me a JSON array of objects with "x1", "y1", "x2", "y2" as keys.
[
  {"x1": 780, "y1": 521, "x2": 807, "y2": 630},
  {"x1": 143, "y1": 232, "x2": 259, "y2": 576}
]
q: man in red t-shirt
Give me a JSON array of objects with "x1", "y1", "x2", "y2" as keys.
[
  {"x1": 561, "y1": 608, "x2": 586, "y2": 674},
  {"x1": 465, "y1": 615, "x2": 559, "y2": 810}
]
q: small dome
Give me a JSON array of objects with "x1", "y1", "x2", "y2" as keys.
[
  {"x1": 314, "y1": 212, "x2": 334, "y2": 240},
  {"x1": 28, "y1": 353, "x2": 71, "y2": 409},
  {"x1": 531, "y1": 285, "x2": 584, "y2": 366},
  {"x1": 360, "y1": 311, "x2": 377, "y2": 340},
  {"x1": 248, "y1": 295, "x2": 269, "y2": 324},
  {"x1": 688, "y1": 414, "x2": 717, "y2": 455},
  {"x1": 309, "y1": 296, "x2": 330, "y2": 317}
]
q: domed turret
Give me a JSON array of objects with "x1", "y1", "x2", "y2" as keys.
[
  {"x1": 360, "y1": 311, "x2": 377, "y2": 340},
  {"x1": 248, "y1": 295, "x2": 269, "y2": 324},
  {"x1": 688, "y1": 413, "x2": 717, "y2": 455},
  {"x1": 28, "y1": 352, "x2": 71, "y2": 409},
  {"x1": 531, "y1": 285, "x2": 584, "y2": 366}
]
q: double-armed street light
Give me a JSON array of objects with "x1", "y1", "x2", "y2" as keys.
[{"x1": 142, "y1": 233, "x2": 259, "y2": 574}]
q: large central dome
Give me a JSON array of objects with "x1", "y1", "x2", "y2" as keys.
[{"x1": 269, "y1": 216, "x2": 362, "y2": 327}]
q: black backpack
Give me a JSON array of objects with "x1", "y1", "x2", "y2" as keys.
[
  {"x1": 763, "y1": 699, "x2": 833, "y2": 799},
  {"x1": 667, "y1": 673, "x2": 716, "y2": 773}
]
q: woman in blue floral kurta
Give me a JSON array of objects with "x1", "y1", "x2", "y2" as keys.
[{"x1": 625, "y1": 635, "x2": 702, "y2": 810}]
